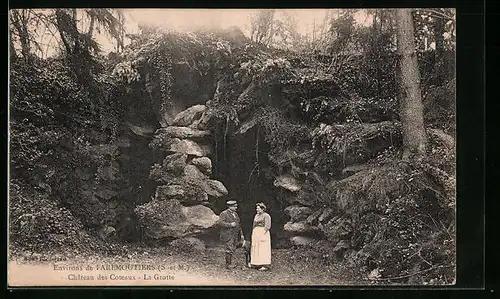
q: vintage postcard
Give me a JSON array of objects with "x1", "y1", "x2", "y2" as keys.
[{"x1": 8, "y1": 8, "x2": 456, "y2": 286}]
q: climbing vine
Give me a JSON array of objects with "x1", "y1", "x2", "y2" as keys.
[{"x1": 151, "y1": 42, "x2": 173, "y2": 118}]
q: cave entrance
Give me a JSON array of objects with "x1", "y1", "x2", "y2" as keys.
[{"x1": 211, "y1": 122, "x2": 288, "y2": 248}]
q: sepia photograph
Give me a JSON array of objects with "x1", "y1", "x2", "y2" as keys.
[{"x1": 8, "y1": 8, "x2": 456, "y2": 286}]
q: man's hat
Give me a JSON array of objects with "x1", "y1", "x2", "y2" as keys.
[{"x1": 226, "y1": 200, "x2": 237, "y2": 206}]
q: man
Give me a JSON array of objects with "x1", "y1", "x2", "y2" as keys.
[{"x1": 218, "y1": 200, "x2": 244, "y2": 269}]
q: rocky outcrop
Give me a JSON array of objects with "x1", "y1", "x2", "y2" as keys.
[
  {"x1": 149, "y1": 153, "x2": 187, "y2": 183},
  {"x1": 163, "y1": 138, "x2": 212, "y2": 157},
  {"x1": 127, "y1": 122, "x2": 155, "y2": 137},
  {"x1": 184, "y1": 164, "x2": 208, "y2": 180},
  {"x1": 135, "y1": 198, "x2": 219, "y2": 239},
  {"x1": 157, "y1": 126, "x2": 211, "y2": 139},
  {"x1": 201, "y1": 179, "x2": 228, "y2": 197},
  {"x1": 274, "y1": 174, "x2": 302, "y2": 192},
  {"x1": 191, "y1": 157, "x2": 212, "y2": 175},
  {"x1": 284, "y1": 221, "x2": 322, "y2": 235},
  {"x1": 155, "y1": 184, "x2": 208, "y2": 204},
  {"x1": 172, "y1": 104, "x2": 207, "y2": 127},
  {"x1": 138, "y1": 105, "x2": 229, "y2": 239},
  {"x1": 189, "y1": 110, "x2": 213, "y2": 130}
]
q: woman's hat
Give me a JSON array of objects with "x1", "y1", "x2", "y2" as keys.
[{"x1": 226, "y1": 200, "x2": 237, "y2": 206}]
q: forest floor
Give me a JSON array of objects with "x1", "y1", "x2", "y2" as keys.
[{"x1": 8, "y1": 243, "x2": 365, "y2": 286}]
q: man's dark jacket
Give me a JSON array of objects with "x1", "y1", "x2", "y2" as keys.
[{"x1": 218, "y1": 208, "x2": 242, "y2": 243}]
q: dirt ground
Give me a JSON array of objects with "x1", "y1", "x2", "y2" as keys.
[{"x1": 8, "y1": 245, "x2": 364, "y2": 287}]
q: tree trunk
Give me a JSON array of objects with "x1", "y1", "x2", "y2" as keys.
[
  {"x1": 9, "y1": 23, "x2": 17, "y2": 61},
  {"x1": 395, "y1": 9, "x2": 427, "y2": 161},
  {"x1": 84, "y1": 12, "x2": 96, "y2": 52},
  {"x1": 11, "y1": 10, "x2": 31, "y2": 62},
  {"x1": 117, "y1": 11, "x2": 125, "y2": 53},
  {"x1": 434, "y1": 17, "x2": 445, "y2": 58},
  {"x1": 55, "y1": 9, "x2": 73, "y2": 55},
  {"x1": 433, "y1": 16, "x2": 445, "y2": 85}
]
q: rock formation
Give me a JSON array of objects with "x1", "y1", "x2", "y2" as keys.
[{"x1": 136, "y1": 104, "x2": 229, "y2": 242}]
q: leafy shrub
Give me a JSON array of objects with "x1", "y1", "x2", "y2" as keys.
[
  {"x1": 9, "y1": 180, "x2": 92, "y2": 251},
  {"x1": 10, "y1": 54, "x2": 126, "y2": 243},
  {"x1": 331, "y1": 163, "x2": 454, "y2": 284},
  {"x1": 256, "y1": 107, "x2": 311, "y2": 155}
]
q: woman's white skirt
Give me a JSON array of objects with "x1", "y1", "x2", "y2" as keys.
[{"x1": 250, "y1": 226, "x2": 271, "y2": 266}]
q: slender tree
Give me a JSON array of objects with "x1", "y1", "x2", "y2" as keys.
[
  {"x1": 395, "y1": 9, "x2": 427, "y2": 161},
  {"x1": 9, "y1": 26, "x2": 17, "y2": 61},
  {"x1": 250, "y1": 10, "x2": 276, "y2": 46},
  {"x1": 10, "y1": 9, "x2": 34, "y2": 62}
]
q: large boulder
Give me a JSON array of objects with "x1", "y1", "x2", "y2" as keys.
[
  {"x1": 157, "y1": 126, "x2": 211, "y2": 139},
  {"x1": 155, "y1": 184, "x2": 208, "y2": 204},
  {"x1": 163, "y1": 153, "x2": 188, "y2": 172},
  {"x1": 182, "y1": 204, "x2": 220, "y2": 228},
  {"x1": 184, "y1": 164, "x2": 208, "y2": 180},
  {"x1": 283, "y1": 221, "x2": 322, "y2": 235},
  {"x1": 191, "y1": 157, "x2": 212, "y2": 175},
  {"x1": 200, "y1": 179, "x2": 229, "y2": 197},
  {"x1": 172, "y1": 105, "x2": 206, "y2": 127},
  {"x1": 149, "y1": 153, "x2": 187, "y2": 182},
  {"x1": 166, "y1": 138, "x2": 211, "y2": 157},
  {"x1": 284, "y1": 205, "x2": 313, "y2": 222},
  {"x1": 127, "y1": 122, "x2": 155, "y2": 137},
  {"x1": 189, "y1": 110, "x2": 213, "y2": 130},
  {"x1": 156, "y1": 185, "x2": 185, "y2": 200},
  {"x1": 135, "y1": 199, "x2": 219, "y2": 239},
  {"x1": 274, "y1": 174, "x2": 302, "y2": 192}
]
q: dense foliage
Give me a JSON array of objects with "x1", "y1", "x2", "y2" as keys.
[{"x1": 9, "y1": 54, "x2": 128, "y2": 250}]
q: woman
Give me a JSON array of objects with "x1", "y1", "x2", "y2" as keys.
[{"x1": 250, "y1": 202, "x2": 272, "y2": 271}]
